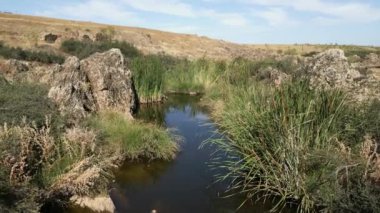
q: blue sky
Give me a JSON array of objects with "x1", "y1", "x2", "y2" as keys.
[{"x1": 2, "y1": 0, "x2": 380, "y2": 45}]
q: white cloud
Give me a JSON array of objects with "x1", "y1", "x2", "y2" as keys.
[
  {"x1": 244, "y1": 0, "x2": 380, "y2": 23},
  {"x1": 255, "y1": 7, "x2": 298, "y2": 27},
  {"x1": 312, "y1": 16, "x2": 341, "y2": 26},
  {"x1": 36, "y1": 0, "x2": 250, "y2": 29},
  {"x1": 36, "y1": 0, "x2": 142, "y2": 25},
  {"x1": 122, "y1": 0, "x2": 196, "y2": 17},
  {"x1": 201, "y1": 9, "x2": 248, "y2": 27},
  {"x1": 123, "y1": 0, "x2": 248, "y2": 27}
]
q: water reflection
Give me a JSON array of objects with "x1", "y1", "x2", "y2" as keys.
[
  {"x1": 137, "y1": 94, "x2": 208, "y2": 126},
  {"x1": 114, "y1": 161, "x2": 173, "y2": 185}
]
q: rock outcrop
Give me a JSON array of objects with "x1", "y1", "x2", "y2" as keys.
[
  {"x1": 305, "y1": 49, "x2": 361, "y2": 89},
  {"x1": 266, "y1": 67, "x2": 291, "y2": 86},
  {"x1": 305, "y1": 49, "x2": 380, "y2": 101},
  {"x1": 0, "y1": 58, "x2": 59, "y2": 84},
  {"x1": 0, "y1": 59, "x2": 29, "y2": 80},
  {"x1": 48, "y1": 49, "x2": 138, "y2": 123},
  {"x1": 364, "y1": 53, "x2": 380, "y2": 66}
]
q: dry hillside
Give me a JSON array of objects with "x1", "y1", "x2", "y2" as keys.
[
  {"x1": 0, "y1": 13, "x2": 322, "y2": 60},
  {"x1": 0, "y1": 13, "x2": 379, "y2": 60}
]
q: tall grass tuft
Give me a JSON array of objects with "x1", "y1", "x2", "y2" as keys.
[
  {"x1": 87, "y1": 111, "x2": 179, "y2": 160},
  {"x1": 130, "y1": 55, "x2": 166, "y2": 102},
  {"x1": 207, "y1": 80, "x2": 380, "y2": 212},
  {"x1": 164, "y1": 59, "x2": 224, "y2": 93}
]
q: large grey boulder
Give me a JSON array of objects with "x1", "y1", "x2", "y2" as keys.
[
  {"x1": 48, "y1": 49, "x2": 137, "y2": 123},
  {"x1": 305, "y1": 49, "x2": 379, "y2": 101}
]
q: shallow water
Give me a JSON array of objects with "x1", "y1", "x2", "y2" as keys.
[{"x1": 108, "y1": 95, "x2": 295, "y2": 213}]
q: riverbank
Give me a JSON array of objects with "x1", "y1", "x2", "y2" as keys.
[{"x1": 199, "y1": 51, "x2": 380, "y2": 212}]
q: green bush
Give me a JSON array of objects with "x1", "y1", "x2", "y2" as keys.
[
  {"x1": 0, "y1": 41, "x2": 65, "y2": 64},
  {"x1": 60, "y1": 39, "x2": 141, "y2": 59}
]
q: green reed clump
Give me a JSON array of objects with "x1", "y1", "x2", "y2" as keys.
[
  {"x1": 130, "y1": 55, "x2": 167, "y2": 102},
  {"x1": 60, "y1": 39, "x2": 141, "y2": 59},
  {"x1": 164, "y1": 58, "x2": 225, "y2": 93},
  {"x1": 207, "y1": 80, "x2": 380, "y2": 212},
  {"x1": 0, "y1": 41, "x2": 65, "y2": 64},
  {"x1": 87, "y1": 111, "x2": 179, "y2": 160}
]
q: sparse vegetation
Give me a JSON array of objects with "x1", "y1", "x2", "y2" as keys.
[{"x1": 0, "y1": 41, "x2": 65, "y2": 64}]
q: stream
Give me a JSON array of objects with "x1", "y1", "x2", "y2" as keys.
[{"x1": 69, "y1": 95, "x2": 294, "y2": 213}]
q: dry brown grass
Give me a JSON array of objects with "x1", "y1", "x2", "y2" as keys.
[
  {"x1": 63, "y1": 128, "x2": 97, "y2": 159},
  {"x1": 0, "y1": 117, "x2": 55, "y2": 185}
]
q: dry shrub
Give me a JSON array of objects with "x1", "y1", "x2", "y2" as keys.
[
  {"x1": 63, "y1": 127, "x2": 96, "y2": 159},
  {"x1": 47, "y1": 127, "x2": 123, "y2": 199},
  {"x1": 361, "y1": 135, "x2": 380, "y2": 182},
  {"x1": 0, "y1": 117, "x2": 55, "y2": 185}
]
